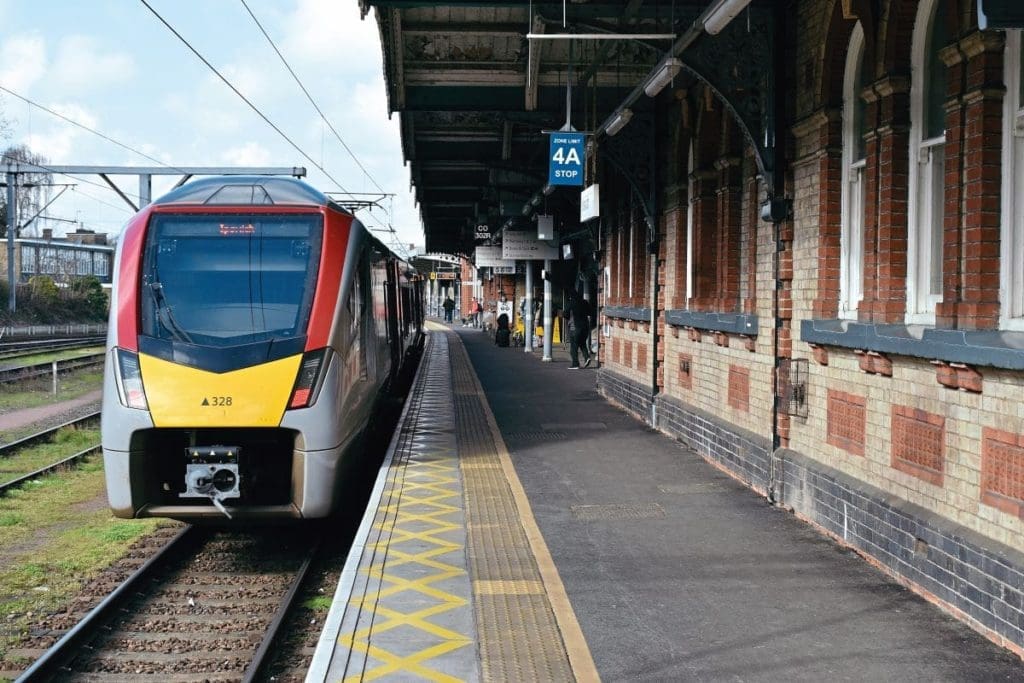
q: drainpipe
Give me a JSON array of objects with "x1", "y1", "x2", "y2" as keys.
[
  {"x1": 767, "y1": 1, "x2": 788, "y2": 504},
  {"x1": 649, "y1": 231, "x2": 659, "y2": 427}
]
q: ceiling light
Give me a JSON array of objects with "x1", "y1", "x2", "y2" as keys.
[
  {"x1": 605, "y1": 108, "x2": 633, "y2": 136},
  {"x1": 531, "y1": 193, "x2": 542, "y2": 207},
  {"x1": 644, "y1": 58, "x2": 683, "y2": 97},
  {"x1": 542, "y1": 183, "x2": 555, "y2": 196},
  {"x1": 704, "y1": 0, "x2": 753, "y2": 36}
]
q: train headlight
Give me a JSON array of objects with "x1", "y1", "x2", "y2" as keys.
[
  {"x1": 288, "y1": 348, "x2": 330, "y2": 409},
  {"x1": 114, "y1": 348, "x2": 149, "y2": 410}
]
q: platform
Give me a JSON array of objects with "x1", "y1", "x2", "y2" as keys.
[{"x1": 308, "y1": 322, "x2": 1024, "y2": 682}]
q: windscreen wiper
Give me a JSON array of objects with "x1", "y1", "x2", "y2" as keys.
[{"x1": 150, "y1": 282, "x2": 194, "y2": 344}]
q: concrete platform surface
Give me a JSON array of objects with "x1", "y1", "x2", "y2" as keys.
[
  {"x1": 310, "y1": 321, "x2": 1023, "y2": 682},
  {"x1": 456, "y1": 324, "x2": 1024, "y2": 681}
]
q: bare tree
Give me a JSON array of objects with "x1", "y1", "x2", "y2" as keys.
[{"x1": 1, "y1": 144, "x2": 53, "y2": 238}]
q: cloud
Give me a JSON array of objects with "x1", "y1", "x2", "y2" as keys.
[
  {"x1": 282, "y1": 0, "x2": 380, "y2": 70},
  {"x1": 163, "y1": 62, "x2": 273, "y2": 138},
  {"x1": 221, "y1": 141, "x2": 272, "y2": 166},
  {"x1": 25, "y1": 101, "x2": 98, "y2": 162},
  {"x1": 0, "y1": 33, "x2": 47, "y2": 93},
  {"x1": 50, "y1": 35, "x2": 136, "y2": 93}
]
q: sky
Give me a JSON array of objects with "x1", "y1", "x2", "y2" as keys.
[{"x1": 0, "y1": 0, "x2": 423, "y2": 255}]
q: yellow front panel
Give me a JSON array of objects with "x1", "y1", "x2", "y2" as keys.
[{"x1": 140, "y1": 353, "x2": 302, "y2": 427}]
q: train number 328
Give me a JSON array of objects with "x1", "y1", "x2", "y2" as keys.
[{"x1": 201, "y1": 396, "x2": 233, "y2": 406}]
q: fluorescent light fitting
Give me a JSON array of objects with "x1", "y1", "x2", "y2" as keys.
[
  {"x1": 644, "y1": 58, "x2": 683, "y2": 97},
  {"x1": 704, "y1": 0, "x2": 753, "y2": 36},
  {"x1": 521, "y1": 203, "x2": 532, "y2": 217},
  {"x1": 542, "y1": 183, "x2": 555, "y2": 196},
  {"x1": 531, "y1": 193, "x2": 543, "y2": 207},
  {"x1": 605, "y1": 108, "x2": 633, "y2": 136}
]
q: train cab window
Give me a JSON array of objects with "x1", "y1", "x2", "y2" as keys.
[{"x1": 140, "y1": 213, "x2": 322, "y2": 347}]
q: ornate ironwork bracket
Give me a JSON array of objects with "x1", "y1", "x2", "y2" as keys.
[
  {"x1": 679, "y1": 6, "x2": 776, "y2": 184},
  {"x1": 600, "y1": 111, "x2": 657, "y2": 250}
]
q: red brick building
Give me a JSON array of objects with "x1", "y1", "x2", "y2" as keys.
[
  {"x1": 369, "y1": 0, "x2": 1024, "y2": 655},
  {"x1": 598, "y1": 1, "x2": 1024, "y2": 655}
]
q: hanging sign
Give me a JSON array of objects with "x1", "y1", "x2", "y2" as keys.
[
  {"x1": 548, "y1": 132, "x2": 585, "y2": 186},
  {"x1": 475, "y1": 245, "x2": 514, "y2": 269},
  {"x1": 502, "y1": 230, "x2": 559, "y2": 260},
  {"x1": 580, "y1": 183, "x2": 600, "y2": 222}
]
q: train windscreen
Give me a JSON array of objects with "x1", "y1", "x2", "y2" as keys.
[{"x1": 140, "y1": 213, "x2": 323, "y2": 346}]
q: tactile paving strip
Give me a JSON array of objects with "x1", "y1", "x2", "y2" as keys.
[
  {"x1": 446, "y1": 331, "x2": 577, "y2": 682},
  {"x1": 324, "y1": 333, "x2": 478, "y2": 682}
]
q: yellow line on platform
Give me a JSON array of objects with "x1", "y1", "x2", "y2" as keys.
[{"x1": 454, "y1": 335, "x2": 602, "y2": 683}]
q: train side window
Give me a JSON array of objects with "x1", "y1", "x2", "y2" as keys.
[{"x1": 347, "y1": 276, "x2": 361, "y2": 342}]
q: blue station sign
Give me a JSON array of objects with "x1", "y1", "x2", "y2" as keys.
[{"x1": 548, "y1": 132, "x2": 585, "y2": 186}]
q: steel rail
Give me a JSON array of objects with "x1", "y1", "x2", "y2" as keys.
[
  {"x1": 241, "y1": 536, "x2": 323, "y2": 683},
  {"x1": 0, "y1": 337, "x2": 105, "y2": 362},
  {"x1": 0, "y1": 352, "x2": 105, "y2": 384},
  {"x1": 14, "y1": 526, "x2": 199, "y2": 683},
  {"x1": 0, "y1": 412, "x2": 101, "y2": 458},
  {"x1": 0, "y1": 444, "x2": 101, "y2": 496}
]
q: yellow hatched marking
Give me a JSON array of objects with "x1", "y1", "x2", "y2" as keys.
[
  {"x1": 340, "y1": 451, "x2": 473, "y2": 682},
  {"x1": 346, "y1": 641, "x2": 471, "y2": 683}
]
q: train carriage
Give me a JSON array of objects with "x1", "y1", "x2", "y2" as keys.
[{"x1": 101, "y1": 176, "x2": 423, "y2": 520}]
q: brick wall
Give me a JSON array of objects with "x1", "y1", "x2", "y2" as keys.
[
  {"x1": 593, "y1": 0, "x2": 1024, "y2": 656},
  {"x1": 777, "y1": 447, "x2": 1024, "y2": 657}
]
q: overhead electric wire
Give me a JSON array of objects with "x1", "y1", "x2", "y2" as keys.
[
  {"x1": 137, "y1": 0, "x2": 352, "y2": 197},
  {"x1": 239, "y1": 0, "x2": 385, "y2": 194},
  {"x1": 0, "y1": 85, "x2": 185, "y2": 173},
  {"x1": 139, "y1": 0, "x2": 404, "y2": 244},
  {"x1": 72, "y1": 187, "x2": 135, "y2": 214}
]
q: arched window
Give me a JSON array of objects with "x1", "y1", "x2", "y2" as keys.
[
  {"x1": 907, "y1": 0, "x2": 948, "y2": 324},
  {"x1": 1001, "y1": 30, "x2": 1024, "y2": 330},
  {"x1": 840, "y1": 22, "x2": 867, "y2": 319}
]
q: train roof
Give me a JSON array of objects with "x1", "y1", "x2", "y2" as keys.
[{"x1": 151, "y1": 176, "x2": 351, "y2": 214}]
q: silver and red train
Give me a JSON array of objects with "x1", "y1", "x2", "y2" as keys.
[{"x1": 101, "y1": 176, "x2": 423, "y2": 520}]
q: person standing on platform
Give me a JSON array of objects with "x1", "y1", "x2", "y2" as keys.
[
  {"x1": 474, "y1": 298, "x2": 484, "y2": 329},
  {"x1": 565, "y1": 292, "x2": 593, "y2": 369},
  {"x1": 443, "y1": 296, "x2": 455, "y2": 323}
]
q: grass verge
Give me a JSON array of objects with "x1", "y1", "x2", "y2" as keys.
[
  {"x1": 0, "y1": 457, "x2": 167, "y2": 665},
  {"x1": 0, "y1": 428, "x2": 99, "y2": 486},
  {"x1": 0, "y1": 370, "x2": 103, "y2": 415},
  {"x1": 0, "y1": 346, "x2": 105, "y2": 368}
]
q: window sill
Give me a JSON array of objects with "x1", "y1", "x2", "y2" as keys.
[
  {"x1": 603, "y1": 305, "x2": 652, "y2": 322},
  {"x1": 666, "y1": 310, "x2": 759, "y2": 337},
  {"x1": 800, "y1": 319, "x2": 1024, "y2": 371}
]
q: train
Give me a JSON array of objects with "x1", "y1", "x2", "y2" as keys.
[{"x1": 101, "y1": 176, "x2": 424, "y2": 521}]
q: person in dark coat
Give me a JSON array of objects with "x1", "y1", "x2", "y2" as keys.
[
  {"x1": 565, "y1": 292, "x2": 593, "y2": 369},
  {"x1": 495, "y1": 313, "x2": 510, "y2": 347},
  {"x1": 442, "y1": 296, "x2": 455, "y2": 323}
]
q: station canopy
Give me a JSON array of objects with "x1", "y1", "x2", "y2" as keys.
[{"x1": 360, "y1": 1, "x2": 778, "y2": 257}]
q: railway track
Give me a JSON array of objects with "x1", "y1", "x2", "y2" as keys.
[
  {"x1": 0, "y1": 352, "x2": 106, "y2": 384},
  {"x1": 14, "y1": 525, "x2": 323, "y2": 682},
  {"x1": 0, "y1": 336, "x2": 106, "y2": 363},
  {"x1": 0, "y1": 413, "x2": 101, "y2": 495}
]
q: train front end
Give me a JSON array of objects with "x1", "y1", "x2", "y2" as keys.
[{"x1": 101, "y1": 177, "x2": 352, "y2": 521}]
